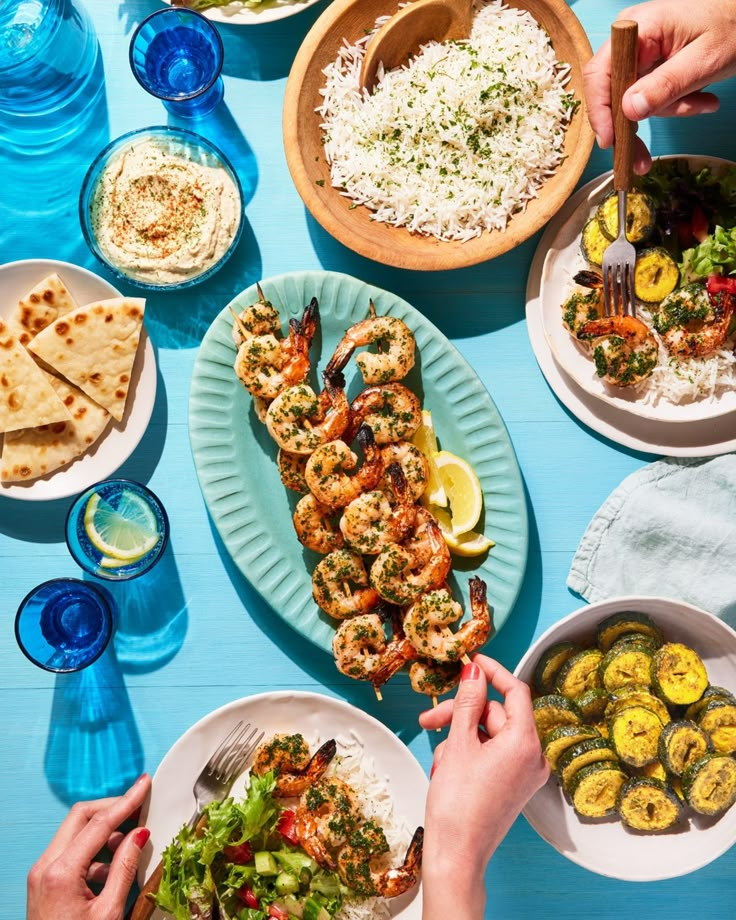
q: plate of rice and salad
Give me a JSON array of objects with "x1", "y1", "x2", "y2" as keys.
[{"x1": 536, "y1": 155, "x2": 736, "y2": 424}]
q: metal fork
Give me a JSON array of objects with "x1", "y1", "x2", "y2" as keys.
[
  {"x1": 129, "y1": 720, "x2": 264, "y2": 920},
  {"x1": 601, "y1": 20, "x2": 639, "y2": 317}
]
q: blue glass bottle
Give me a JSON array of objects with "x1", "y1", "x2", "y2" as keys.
[{"x1": 0, "y1": 0, "x2": 102, "y2": 154}]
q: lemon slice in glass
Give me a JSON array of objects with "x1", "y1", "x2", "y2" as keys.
[
  {"x1": 433, "y1": 450, "x2": 484, "y2": 535},
  {"x1": 83, "y1": 492, "x2": 160, "y2": 561},
  {"x1": 411, "y1": 409, "x2": 448, "y2": 507},
  {"x1": 430, "y1": 504, "x2": 494, "y2": 557}
]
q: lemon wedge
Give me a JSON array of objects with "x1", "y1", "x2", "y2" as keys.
[
  {"x1": 83, "y1": 492, "x2": 160, "y2": 561},
  {"x1": 429, "y1": 504, "x2": 494, "y2": 557},
  {"x1": 433, "y1": 450, "x2": 484, "y2": 535},
  {"x1": 411, "y1": 409, "x2": 448, "y2": 507}
]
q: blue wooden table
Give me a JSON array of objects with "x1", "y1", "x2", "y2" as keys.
[{"x1": 1, "y1": 1, "x2": 734, "y2": 916}]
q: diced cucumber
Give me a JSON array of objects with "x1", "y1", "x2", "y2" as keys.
[
  {"x1": 275, "y1": 870, "x2": 301, "y2": 896},
  {"x1": 254, "y1": 850, "x2": 280, "y2": 876},
  {"x1": 303, "y1": 896, "x2": 331, "y2": 920},
  {"x1": 278, "y1": 896, "x2": 304, "y2": 918}
]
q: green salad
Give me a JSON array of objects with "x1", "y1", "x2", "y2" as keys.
[{"x1": 153, "y1": 772, "x2": 346, "y2": 920}]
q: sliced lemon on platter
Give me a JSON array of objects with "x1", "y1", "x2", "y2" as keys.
[
  {"x1": 433, "y1": 450, "x2": 484, "y2": 535},
  {"x1": 429, "y1": 504, "x2": 494, "y2": 557},
  {"x1": 83, "y1": 491, "x2": 160, "y2": 561},
  {"x1": 411, "y1": 409, "x2": 448, "y2": 507}
]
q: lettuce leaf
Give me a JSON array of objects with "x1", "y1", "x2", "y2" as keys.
[{"x1": 679, "y1": 225, "x2": 736, "y2": 282}]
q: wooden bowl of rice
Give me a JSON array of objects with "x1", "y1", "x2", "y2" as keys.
[{"x1": 284, "y1": 0, "x2": 594, "y2": 271}]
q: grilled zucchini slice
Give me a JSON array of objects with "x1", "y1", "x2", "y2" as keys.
[
  {"x1": 597, "y1": 190, "x2": 656, "y2": 243},
  {"x1": 609, "y1": 705, "x2": 663, "y2": 767},
  {"x1": 599, "y1": 643, "x2": 654, "y2": 692},
  {"x1": 698, "y1": 700, "x2": 736, "y2": 754},
  {"x1": 569, "y1": 761, "x2": 628, "y2": 818},
  {"x1": 610, "y1": 633, "x2": 661, "y2": 654},
  {"x1": 617, "y1": 777, "x2": 683, "y2": 831},
  {"x1": 637, "y1": 759, "x2": 668, "y2": 783},
  {"x1": 581, "y1": 217, "x2": 610, "y2": 266},
  {"x1": 573, "y1": 688, "x2": 610, "y2": 723},
  {"x1": 682, "y1": 753, "x2": 736, "y2": 816},
  {"x1": 555, "y1": 648, "x2": 604, "y2": 698},
  {"x1": 684, "y1": 686, "x2": 736, "y2": 722},
  {"x1": 634, "y1": 247, "x2": 680, "y2": 303},
  {"x1": 533, "y1": 642, "x2": 582, "y2": 694},
  {"x1": 651, "y1": 643, "x2": 708, "y2": 706},
  {"x1": 604, "y1": 685, "x2": 671, "y2": 726},
  {"x1": 658, "y1": 720, "x2": 712, "y2": 775},
  {"x1": 533, "y1": 694, "x2": 582, "y2": 738},
  {"x1": 542, "y1": 724, "x2": 601, "y2": 773},
  {"x1": 558, "y1": 738, "x2": 619, "y2": 791},
  {"x1": 596, "y1": 612, "x2": 664, "y2": 653}
]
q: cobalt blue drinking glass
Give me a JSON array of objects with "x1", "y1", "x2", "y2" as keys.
[
  {"x1": 15, "y1": 578, "x2": 113, "y2": 673},
  {"x1": 0, "y1": 0, "x2": 101, "y2": 154},
  {"x1": 129, "y1": 8, "x2": 224, "y2": 119}
]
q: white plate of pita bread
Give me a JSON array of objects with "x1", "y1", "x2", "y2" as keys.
[{"x1": 0, "y1": 259, "x2": 156, "y2": 501}]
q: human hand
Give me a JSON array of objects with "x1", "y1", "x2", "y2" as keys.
[
  {"x1": 584, "y1": 0, "x2": 736, "y2": 174},
  {"x1": 27, "y1": 773, "x2": 152, "y2": 920},
  {"x1": 418, "y1": 656, "x2": 549, "y2": 920}
]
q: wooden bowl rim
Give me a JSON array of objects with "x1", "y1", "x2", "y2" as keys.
[{"x1": 283, "y1": 0, "x2": 595, "y2": 270}]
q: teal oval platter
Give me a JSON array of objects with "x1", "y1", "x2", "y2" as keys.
[{"x1": 189, "y1": 270, "x2": 528, "y2": 655}]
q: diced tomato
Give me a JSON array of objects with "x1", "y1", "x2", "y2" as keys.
[
  {"x1": 707, "y1": 274, "x2": 736, "y2": 296},
  {"x1": 224, "y1": 841, "x2": 253, "y2": 864},
  {"x1": 268, "y1": 905, "x2": 289, "y2": 920},
  {"x1": 276, "y1": 808, "x2": 299, "y2": 845},
  {"x1": 691, "y1": 204, "x2": 709, "y2": 243},
  {"x1": 237, "y1": 884, "x2": 259, "y2": 909}
]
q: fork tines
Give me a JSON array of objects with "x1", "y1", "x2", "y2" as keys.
[
  {"x1": 602, "y1": 258, "x2": 636, "y2": 317},
  {"x1": 208, "y1": 720, "x2": 265, "y2": 782}
]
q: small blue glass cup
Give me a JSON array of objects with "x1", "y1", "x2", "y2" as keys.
[
  {"x1": 15, "y1": 578, "x2": 113, "y2": 673},
  {"x1": 129, "y1": 8, "x2": 224, "y2": 119}
]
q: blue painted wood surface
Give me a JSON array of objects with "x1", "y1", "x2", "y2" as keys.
[{"x1": 1, "y1": 1, "x2": 735, "y2": 916}]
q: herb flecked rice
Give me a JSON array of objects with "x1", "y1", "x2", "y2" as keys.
[{"x1": 318, "y1": 0, "x2": 576, "y2": 242}]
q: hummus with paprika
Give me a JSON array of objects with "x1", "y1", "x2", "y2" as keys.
[{"x1": 90, "y1": 137, "x2": 241, "y2": 285}]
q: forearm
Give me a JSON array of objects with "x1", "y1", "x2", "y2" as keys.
[{"x1": 420, "y1": 827, "x2": 488, "y2": 920}]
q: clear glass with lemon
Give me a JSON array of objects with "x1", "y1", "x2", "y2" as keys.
[
  {"x1": 65, "y1": 479, "x2": 169, "y2": 580},
  {"x1": 411, "y1": 411, "x2": 494, "y2": 558}
]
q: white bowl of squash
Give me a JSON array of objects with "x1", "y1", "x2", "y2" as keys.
[{"x1": 514, "y1": 596, "x2": 736, "y2": 880}]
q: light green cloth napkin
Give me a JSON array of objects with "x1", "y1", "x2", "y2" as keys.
[{"x1": 567, "y1": 455, "x2": 736, "y2": 629}]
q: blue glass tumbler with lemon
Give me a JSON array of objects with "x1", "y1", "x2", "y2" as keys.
[{"x1": 66, "y1": 479, "x2": 169, "y2": 581}]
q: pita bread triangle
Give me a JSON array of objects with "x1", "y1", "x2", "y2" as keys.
[
  {"x1": 1, "y1": 371, "x2": 111, "y2": 482},
  {"x1": 28, "y1": 297, "x2": 145, "y2": 422},
  {"x1": 0, "y1": 322, "x2": 72, "y2": 434},
  {"x1": 7, "y1": 273, "x2": 78, "y2": 347}
]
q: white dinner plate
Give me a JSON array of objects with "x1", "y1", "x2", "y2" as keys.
[
  {"x1": 161, "y1": 0, "x2": 323, "y2": 25},
  {"x1": 0, "y1": 259, "x2": 156, "y2": 501},
  {"x1": 526, "y1": 185, "x2": 736, "y2": 458},
  {"x1": 515, "y1": 596, "x2": 736, "y2": 881},
  {"x1": 536, "y1": 156, "x2": 736, "y2": 424},
  {"x1": 139, "y1": 691, "x2": 427, "y2": 918}
]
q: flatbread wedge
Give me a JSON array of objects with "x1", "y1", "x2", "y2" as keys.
[
  {"x1": 7, "y1": 273, "x2": 78, "y2": 346},
  {"x1": 0, "y1": 322, "x2": 72, "y2": 434},
  {"x1": 1, "y1": 371, "x2": 111, "y2": 482},
  {"x1": 28, "y1": 297, "x2": 145, "y2": 422}
]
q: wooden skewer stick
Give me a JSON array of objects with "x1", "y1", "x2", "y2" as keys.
[
  {"x1": 374, "y1": 686, "x2": 383, "y2": 701},
  {"x1": 229, "y1": 305, "x2": 249, "y2": 342}
]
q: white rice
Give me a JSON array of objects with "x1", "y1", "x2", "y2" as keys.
[{"x1": 318, "y1": 0, "x2": 575, "y2": 241}]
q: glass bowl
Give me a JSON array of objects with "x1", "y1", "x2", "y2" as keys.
[{"x1": 79, "y1": 126, "x2": 244, "y2": 291}]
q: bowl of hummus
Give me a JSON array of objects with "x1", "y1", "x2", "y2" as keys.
[{"x1": 79, "y1": 126, "x2": 244, "y2": 290}]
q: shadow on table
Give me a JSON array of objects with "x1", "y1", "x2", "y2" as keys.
[
  {"x1": 212, "y1": 525, "x2": 424, "y2": 746},
  {"x1": 45, "y1": 642, "x2": 143, "y2": 805}
]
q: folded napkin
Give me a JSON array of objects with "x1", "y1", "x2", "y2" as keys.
[{"x1": 567, "y1": 455, "x2": 736, "y2": 628}]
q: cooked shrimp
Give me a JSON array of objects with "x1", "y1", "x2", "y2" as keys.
[
  {"x1": 231, "y1": 283, "x2": 280, "y2": 346},
  {"x1": 252, "y1": 734, "x2": 336, "y2": 797},
  {"x1": 409, "y1": 659, "x2": 462, "y2": 696},
  {"x1": 332, "y1": 612, "x2": 416, "y2": 684},
  {"x1": 325, "y1": 308, "x2": 415, "y2": 384},
  {"x1": 277, "y1": 449, "x2": 309, "y2": 493},
  {"x1": 339, "y1": 463, "x2": 415, "y2": 554},
  {"x1": 305, "y1": 425, "x2": 384, "y2": 508},
  {"x1": 369, "y1": 510, "x2": 451, "y2": 606},
  {"x1": 266, "y1": 377, "x2": 350, "y2": 455},
  {"x1": 312, "y1": 549, "x2": 380, "y2": 620},
  {"x1": 577, "y1": 314, "x2": 658, "y2": 386},
  {"x1": 653, "y1": 282, "x2": 735, "y2": 358},
  {"x1": 344, "y1": 383, "x2": 422, "y2": 445},
  {"x1": 253, "y1": 396, "x2": 271, "y2": 425},
  {"x1": 562, "y1": 271, "x2": 604, "y2": 335},
  {"x1": 294, "y1": 777, "x2": 362, "y2": 869},
  {"x1": 234, "y1": 319, "x2": 311, "y2": 400},
  {"x1": 293, "y1": 494, "x2": 344, "y2": 554},
  {"x1": 379, "y1": 441, "x2": 429, "y2": 503},
  {"x1": 403, "y1": 577, "x2": 491, "y2": 662},
  {"x1": 337, "y1": 823, "x2": 424, "y2": 898}
]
